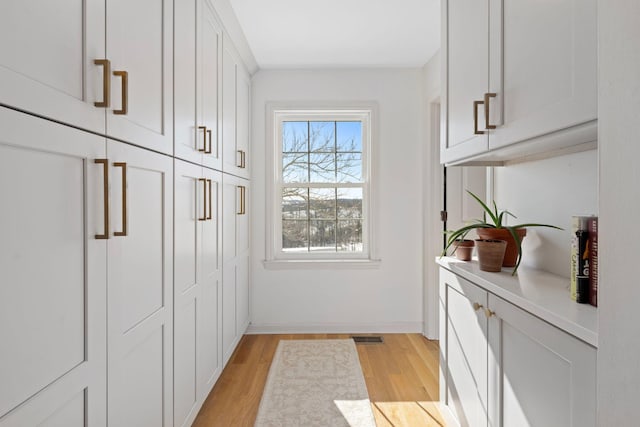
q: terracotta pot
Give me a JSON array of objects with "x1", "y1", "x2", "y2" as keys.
[
  {"x1": 475, "y1": 239, "x2": 507, "y2": 272},
  {"x1": 452, "y1": 239, "x2": 475, "y2": 261},
  {"x1": 476, "y1": 228, "x2": 527, "y2": 267}
]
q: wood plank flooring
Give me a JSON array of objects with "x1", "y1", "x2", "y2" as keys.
[{"x1": 193, "y1": 333, "x2": 447, "y2": 427}]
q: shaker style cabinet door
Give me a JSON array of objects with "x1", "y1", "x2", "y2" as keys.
[
  {"x1": 0, "y1": 107, "x2": 107, "y2": 426},
  {"x1": 440, "y1": 0, "x2": 490, "y2": 164},
  {"x1": 0, "y1": 0, "x2": 107, "y2": 135},
  {"x1": 487, "y1": 0, "x2": 597, "y2": 150},
  {"x1": 105, "y1": 0, "x2": 174, "y2": 155},
  {"x1": 174, "y1": 0, "x2": 223, "y2": 168},
  {"x1": 106, "y1": 141, "x2": 173, "y2": 427}
]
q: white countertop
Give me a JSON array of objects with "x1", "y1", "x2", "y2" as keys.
[{"x1": 437, "y1": 257, "x2": 598, "y2": 347}]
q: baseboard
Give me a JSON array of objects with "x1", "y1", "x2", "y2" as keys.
[{"x1": 245, "y1": 321, "x2": 423, "y2": 334}]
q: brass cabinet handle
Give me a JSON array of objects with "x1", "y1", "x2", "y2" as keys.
[
  {"x1": 473, "y1": 100, "x2": 485, "y2": 135},
  {"x1": 484, "y1": 93, "x2": 497, "y2": 130},
  {"x1": 206, "y1": 129, "x2": 213, "y2": 154},
  {"x1": 198, "y1": 178, "x2": 207, "y2": 221},
  {"x1": 113, "y1": 162, "x2": 127, "y2": 237},
  {"x1": 242, "y1": 150, "x2": 246, "y2": 168},
  {"x1": 473, "y1": 302, "x2": 483, "y2": 312},
  {"x1": 484, "y1": 308, "x2": 496, "y2": 318},
  {"x1": 95, "y1": 159, "x2": 110, "y2": 239},
  {"x1": 113, "y1": 70, "x2": 128, "y2": 115},
  {"x1": 198, "y1": 126, "x2": 207, "y2": 152},
  {"x1": 206, "y1": 179, "x2": 213, "y2": 220},
  {"x1": 237, "y1": 185, "x2": 246, "y2": 215},
  {"x1": 94, "y1": 59, "x2": 111, "y2": 108},
  {"x1": 237, "y1": 150, "x2": 246, "y2": 168}
]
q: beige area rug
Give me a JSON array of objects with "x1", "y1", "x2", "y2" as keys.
[{"x1": 254, "y1": 339, "x2": 377, "y2": 427}]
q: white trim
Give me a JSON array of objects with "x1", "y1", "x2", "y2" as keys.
[
  {"x1": 265, "y1": 101, "x2": 379, "y2": 263},
  {"x1": 262, "y1": 259, "x2": 381, "y2": 270},
  {"x1": 246, "y1": 321, "x2": 423, "y2": 335}
]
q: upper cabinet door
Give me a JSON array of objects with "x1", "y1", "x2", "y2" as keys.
[
  {"x1": 222, "y1": 38, "x2": 251, "y2": 178},
  {"x1": 441, "y1": 0, "x2": 490, "y2": 164},
  {"x1": 0, "y1": 0, "x2": 106, "y2": 134},
  {"x1": 200, "y1": 2, "x2": 223, "y2": 171},
  {"x1": 106, "y1": 0, "x2": 173, "y2": 155},
  {"x1": 487, "y1": 0, "x2": 597, "y2": 150}
]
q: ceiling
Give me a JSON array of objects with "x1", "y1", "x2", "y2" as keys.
[{"x1": 227, "y1": 0, "x2": 441, "y2": 69}]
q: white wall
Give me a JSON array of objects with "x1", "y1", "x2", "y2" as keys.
[
  {"x1": 597, "y1": 1, "x2": 640, "y2": 423},
  {"x1": 249, "y1": 69, "x2": 424, "y2": 333},
  {"x1": 493, "y1": 150, "x2": 598, "y2": 277}
]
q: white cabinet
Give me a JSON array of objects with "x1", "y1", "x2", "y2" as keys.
[
  {"x1": 0, "y1": 107, "x2": 107, "y2": 427},
  {"x1": 0, "y1": 0, "x2": 174, "y2": 155},
  {"x1": 175, "y1": 0, "x2": 223, "y2": 169},
  {"x1": 222, "y1": 39, "x2": 251, "y2": 179},
  {"x1": 106, "y1": 142, "x2": 174, "y2": 427},
  {"x1": 222, "y1": 175, "x2": 250, "y2": 363},
  {"x1": 174, "y1": 160, "x2": 222, "y2": 427},
  {"x1": 440, "y1": 267, "x2": 596, "y2": 427},
  {"x1": 441, "y1": 0, "x2": 597, "y2": 165}
]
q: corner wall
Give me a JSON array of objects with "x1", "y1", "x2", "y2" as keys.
[{"x1": 249, "y1": 69, "x2": 424, "y2": 333}]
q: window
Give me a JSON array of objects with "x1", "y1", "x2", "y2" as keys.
[{"x1": 266, "y1": 105, "x2": 378, "y2": 265}]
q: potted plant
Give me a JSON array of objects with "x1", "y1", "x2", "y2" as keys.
[
  {"x1": 442, "y1": 190, "x2": 562, "y2": 275},
  {"x1": 451, "y1": 239, "x2": 475, "y2": 261}
]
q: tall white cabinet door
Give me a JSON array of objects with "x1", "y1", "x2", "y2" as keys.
[
  {"x1": 444, "y1": 273, "x2": 488, "y2": 427},
  {"x1": 222, "y1": 177, "x2": 238, "y2": 264},
  {"x1": 198, "y1": 168, "x2": 223, "y2": 398},
  {"x1": 0, "y1": 108, "x2": 106, "y2": 426},
  {"x1": 0, "y1": 0, "x2": 106, "y2": 134},
  {"x1": 487, "y1": 295, "x2": 596, "y2": 427},
  {"x1": 200, "y1": 3, "x2": 223, "y2": 171},
  {"x1": 235, "y1": 255, "x2": 250, "y2": 338},
  {"x1": 174, "y1": 0, "x2": 201, "y2": 165},
  {"x1": 441, "y1": 0, "x2": 489, "y2": 164},
  {"x1": 488, "y1": 0, "x2": 597, "y2": 150},
  {"x1": 173, "y1": 159, "x2": 203, "y2": 427},
  {"x1": 235, "y1": 67, "x2": 251, "y2": 179},
  {"x1": 106, "y1": 0, "x2": 173, "y2": 155},
  {"x1": 107, "y1": 142, "x2": 173, "y2": 427}
]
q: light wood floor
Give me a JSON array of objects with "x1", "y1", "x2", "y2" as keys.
[{"x1": 193, "y1": 333, "x2": 447, "y2": 427}]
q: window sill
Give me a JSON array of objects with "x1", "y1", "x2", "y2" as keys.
[{"x1": 262, "y1": 259, "x2": 382, "y2": 270}]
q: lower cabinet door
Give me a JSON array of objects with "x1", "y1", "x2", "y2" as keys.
[
  {"x1": 222, "y1": 259, "x2": 237, "y2": 365},
  {"x1": 487, "y1": 294, "x2": 596, "y2": 427},
  {"x1": 107, "y1": 141, "x2": 173, "y2": 427},
  {"x1": 444, "y1": 271, "x2": 489, "y2": 427},
  {"x1": 0, "y1": 107, "x2": 107, "y2": 426}
]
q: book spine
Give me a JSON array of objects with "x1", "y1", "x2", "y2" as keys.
[
  {"x1": 576, "y1": 229, "x2": 590, "y2": 304},
  {"x1": 589, "y1": 217, "x2": 598, "y2": 307},
  {"x1": 570, "y1": 216, "x2": 591, "y2": 300}
]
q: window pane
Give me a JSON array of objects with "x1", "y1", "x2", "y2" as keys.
[
  {"x1": 282, "y1": 152, "x2": 309, "y2": 183},
  {"x1": 309, "y1": 188, "x2": 336, "y2": 219},
  {"x1": 337, "y1": 188, "x2": 363, "y2": 219},
  {"x1": 282, "y1": 220, "x2": 308, "y2": 252},
  {"x1": 283, "y1": 121, "x2": 308, "y2": 153},
  {"x1": 338, "y1": 220, "x2": 363, "y2": 252},
  {"x1": 310, "y1": 220, "x2": 336, "y2": 251},
  {"x1": 336, "y1": 153, "x2": 362, "y2": 182},
  {"x1": 337, "y1": 121, "x2": 362, "y2": 152},
  {"x1": 282, "y1": 188, "x2": 308, "y2": 219},
  {"x1": 309, "y1": 153, "x2": 336, "y2": 182},
  {"x1": 309, "y1": 121, "x2": 335, "y2": 152}
]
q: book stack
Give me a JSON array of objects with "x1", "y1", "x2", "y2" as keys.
[{"x1": 570, "y1": 215, "x2": 598, "y2": 307}]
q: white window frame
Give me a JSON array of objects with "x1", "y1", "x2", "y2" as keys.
[{"x1": 264, "y1": 102, "x2": 380, "y2": 269}]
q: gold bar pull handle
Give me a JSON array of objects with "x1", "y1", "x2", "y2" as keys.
[
  {"x1": 473, "y1": 100, "x2": 485, "y2": 135},
  {"x1": 484, "y1": 93, "x2": 497, "y2": 130},
  {"x1": 237, "y1": 185, "x2": 246, "y2": 215},
  {"x1": 241, "y1": 185, "x2": 246, "y2": 215},
  {"x1": 206, "y1": 129, "x2": 213, "y2": 154},
  {"x1": 198, "y1": 126, "x2": 207, "y2": 152},
  {"x1": 113, "y1": 162, "x2": 128, "y2": 237},
  {"x1": 198, "y1": 178, "x2": 207, "y2": 221},
  {"x1": 95, "y1": 159, "x2": 110, "y2": 239},
  {"x1": 237, "y1": 150, "x2": 245, "y2": 168},
  {"x1": 206, "y1": 179, "x2": 213, "y2": 220},
  {"x1": 94, "y1": 59, "x2": 111, "y2": 108},
  {"x1": 113, "y1": 70, "x2": 128, "y2": 115},
  {"x1": 242, "y1": 150, "x2": 246, "y2": 168}
]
